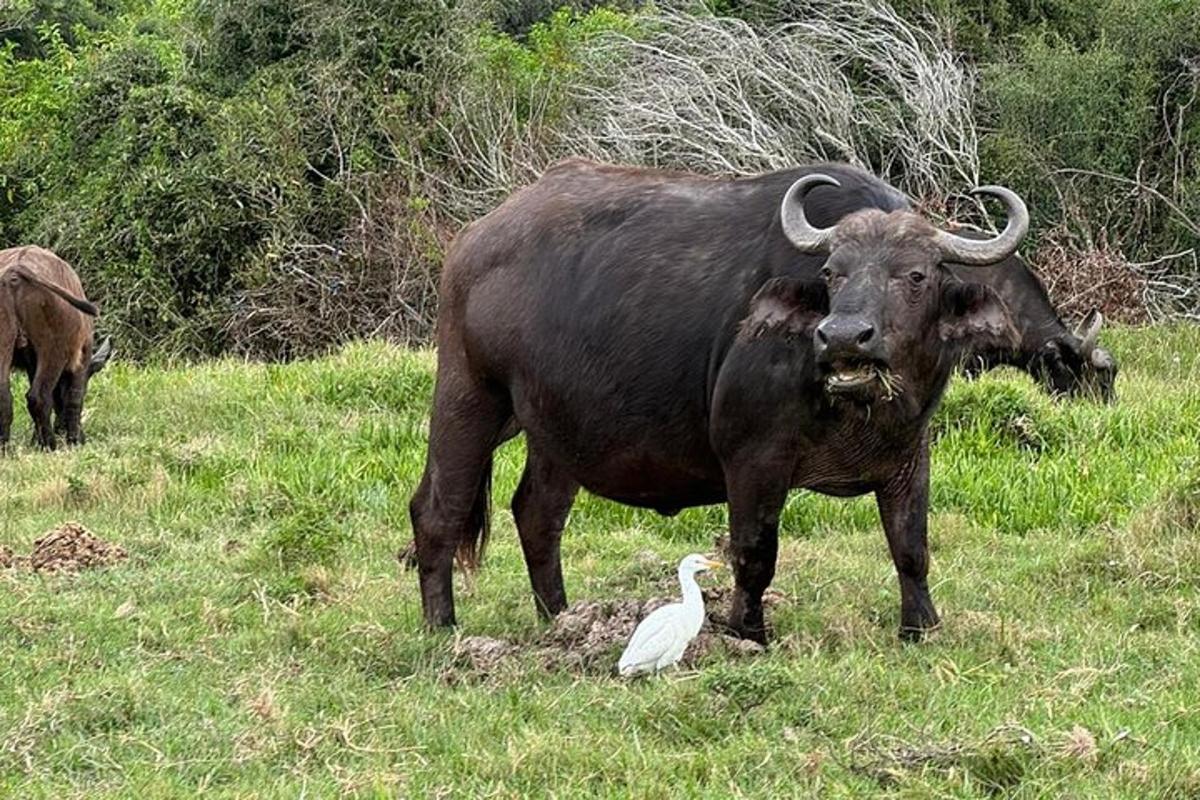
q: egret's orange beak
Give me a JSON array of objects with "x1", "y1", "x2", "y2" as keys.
[{"x1": 704, "y1": 558, "x2": 725, "y2": 569}]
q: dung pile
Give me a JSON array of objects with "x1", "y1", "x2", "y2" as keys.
[
  {"x1": 0, "y1": 544, "x2": 15, "y2": 569},
  {"x1": 26, "y1": 522, "x2": 127, "y2": 573}
]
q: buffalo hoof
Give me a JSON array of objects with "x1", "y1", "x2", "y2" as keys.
[
  {"x1": 722, "y1": 614, "x2": 770, "y2": 645},
  {"x1": 898, "y1": 606, "x2": 941, "y2": 643}
]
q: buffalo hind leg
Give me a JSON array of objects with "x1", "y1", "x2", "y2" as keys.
[
  {"x1": 409, "y1": 376, "x2": 511, "y2": 628},
  {"x1": 876, "y1": 442, "x2": 940, "y2": 641},
  {"x1": 0, "y1": 335, "x2": 13, "y2": 452},
  {"x1": 27, "y1": 362, "x2": 64, "y2": 450},
  {"x1": 513, "y1": 446, "x2": 578, "y2": 618},
  {"x1": 398, "y1": 417, "x2": 522, "y2": 570},
  {"x1": 723, "y1": 459, "x2": 792, "y2": 644}
]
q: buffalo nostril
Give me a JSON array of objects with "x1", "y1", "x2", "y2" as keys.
[
  {"x1": 856, "y1": 325, "x2": 875, "y2": 345},
  {"x1": 816, "y1": 327, "x2": 829, "y2": 345}
]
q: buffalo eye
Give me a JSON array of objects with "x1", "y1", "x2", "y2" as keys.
[
  {"x1": 908, "y1": 270, "x2": 926, "y2": 284},
  {"x1": 820, "y1": 266, "x2": 833, "y2": 280}
]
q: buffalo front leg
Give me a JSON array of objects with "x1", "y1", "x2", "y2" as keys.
[
  {"x1": 724, "y1": 464, "x2": 792, "y2": 644},
  {"x1": 57, "y1": 368, "x2": 88, "y2": 446},
  {"x1": 876, "y1": 441, "x2": 940, "y2": 641},
  {"x1": 53, "y1": 378, "x2": 68, "y2": 436},
  {"x1": 512, "y1": 445, "x2": 578, "y2": 618},
  {"x1": 409, "y1": 376, "x2": 510, "y2": 629}
]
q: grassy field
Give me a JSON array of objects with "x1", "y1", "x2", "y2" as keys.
[{"x1": 2, "y1": 326, "x2": 1199, "y2": 798}]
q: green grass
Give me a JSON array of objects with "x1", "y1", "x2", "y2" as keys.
[{"x1": 2, "y1": 326, "x2": 1199, "y2": 798}]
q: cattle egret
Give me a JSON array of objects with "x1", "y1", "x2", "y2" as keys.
[{"x1": 617, "y1": 554, "x2": 724, "y2": 677}]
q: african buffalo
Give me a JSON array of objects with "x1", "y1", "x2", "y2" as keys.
[
  {"x1": 13, "y1": 336, "x2": 112, "y2": 437},
  {"x1": 0, "y1": 246, "x2": 100, "y2": 450},
  {"x1": 947, "y1": 244, "x2": 1116, "y2": 401},
  {"x1": 410, "y1": 159, "x2": 1029, "y2": 642}
]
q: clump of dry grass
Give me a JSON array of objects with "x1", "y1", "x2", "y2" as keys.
[{"x1": 1031, "y1": 229, "x2": 1154, "y2": 324}]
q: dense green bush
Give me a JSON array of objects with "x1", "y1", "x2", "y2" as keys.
[{"x1": 978, "y1": 0, "x2": 1200, "y2": 257}]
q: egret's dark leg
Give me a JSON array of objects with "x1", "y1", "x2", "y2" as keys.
[
  {"x1": 876, "y1": 439, "x2": 940, "y2": 641},
  {"x1": 512, "y1": 446, "x2": 578, "y2": 618}
]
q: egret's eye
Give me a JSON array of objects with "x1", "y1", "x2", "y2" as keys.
[{"x1": 908, "y1": 270, "x2": 926, "y2": 284}]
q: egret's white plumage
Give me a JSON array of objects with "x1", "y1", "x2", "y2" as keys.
[{"x1": 617, "y1": 553, "x2": 724, "y2": 677}]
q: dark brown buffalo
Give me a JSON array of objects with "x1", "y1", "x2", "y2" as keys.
[
  {"x1": 0, "y1": 246, "x2": 100, "y2": 449},
  {"x1": 410, "y1": 159, "x2": 1028, "y2": 642}
]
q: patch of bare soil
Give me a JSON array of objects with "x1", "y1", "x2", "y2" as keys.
[
  {"x1": 446, "y1": 590, "x2": 770, "y2": 680},
  {"x1": 23, "y1": 522, "x2": 127, "y2": 573},
  {"x1": 539, "y1": 595, "x2": 767, "y2": 674},
  {"x1": 452, "y1": 636, "x2": 521, "y2": 672}
]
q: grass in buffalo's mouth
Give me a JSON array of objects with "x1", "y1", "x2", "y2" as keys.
[{"x1": 0, "y1": 325, "x2": 1198, "y2": 798}]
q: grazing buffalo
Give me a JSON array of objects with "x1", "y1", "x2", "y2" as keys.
[
  {"x1": 410, "y1": 159, "x2": 1029, "y2": 642},
  {"x1": 0, "y1": 246, "x2": 100, "y2": 449},
  {"x1": 12, "y1": 336, "x2": 112, "y2": 436},
  {"x1": 947, "y1": 243, "x2": 1116, "y2": 401}
]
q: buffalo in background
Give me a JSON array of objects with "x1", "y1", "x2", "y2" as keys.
[
  {"x1": 0, "y1": 246, "x2": 104, "y2": 450},
  {"x1": 947, "y1": 233, "x2": 1116, "y2": 401}
]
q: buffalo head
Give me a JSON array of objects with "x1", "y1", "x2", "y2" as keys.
[
  {"x1": 1031, "y1": 309, "x2": 1117, "y2": 402},
  {"x1": 780, "y1": 174, "x2": 1026, "y2": 403}
]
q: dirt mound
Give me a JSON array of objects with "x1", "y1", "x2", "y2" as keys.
[
  {"x1": 539, "y1": 599, "x2": 662, "y2": 671},
  {"x1": 27, "y1": 522, "x2": 127, "y2": 573},
  {"x1": 0, "y1": 544, "x2": 14, "y2": 569},
  {"x1": 533, "y1": 595, "x2": 766, "y2": 674},
  {"x1": 453, "y1": 636, "x2": 520, "y2": 673},
  {"x1": 442, "y1": 595, "x2": 768, "y2": 679}
]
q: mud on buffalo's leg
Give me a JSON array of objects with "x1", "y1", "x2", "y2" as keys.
[
  {"x1": 723, "y1": 463, "x2": 792, "y2": 645},
  {"x1": 512, "y1": 446, "x2": 578, "y2": 619},
  {"x1": 876, "y1": 440, "x2": 940, "y2": 641},
  {"x1": 409, "y1": 374, "x2": 510, "y2": 628},
  {"x1": 59, "y1": 367, "x2": 88, "y2": 446},
  {"x1": 27, "y1": 361, "x2": 64, "y2": 450}
]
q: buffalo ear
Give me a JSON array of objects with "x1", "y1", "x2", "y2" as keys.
[
  {"x1": 939, "y1": 281, "x2": 1018, "y2": 351},
  {"x1": 740, "y1": 277, "x2": 828, "y2": 339}
]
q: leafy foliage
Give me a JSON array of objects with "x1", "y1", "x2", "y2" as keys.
[{"x1": 0, "y1": 0, "x2": 1196, "y2": 358}]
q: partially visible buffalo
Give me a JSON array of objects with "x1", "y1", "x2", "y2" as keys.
[
  {"x1": 410, "y1": 159, "x2": 1031, "y2": 642},
  {"x1": 0, "y1": 246, "x2": 101, "y2": 449},
  {"x1": 12, "y1": 335, "x2": 112, "y2": 436},
  {"x1": 947, "y1": 243, "x2": 1116, "y2": 401}
]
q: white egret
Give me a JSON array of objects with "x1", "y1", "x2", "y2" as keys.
[{"x1": 617, "y1": 553, "x2": 724, "y2": 677}]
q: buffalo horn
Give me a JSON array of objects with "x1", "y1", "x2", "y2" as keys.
[
  {"x1": 780, "y1": 174, "x2": 842, "y2": 254},
  {"x1": 935, "y1": 185, "x2": 1029, "y2": 266},
  {"x1": 1075, "y1": 309, "x2": 1104, "y2": 355}
]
